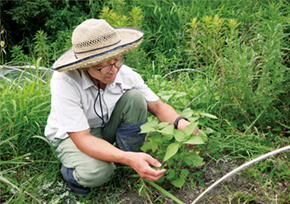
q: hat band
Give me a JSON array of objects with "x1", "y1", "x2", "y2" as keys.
[{"x1": 74, "y1": 39, "x2": 121, "y2": 59}]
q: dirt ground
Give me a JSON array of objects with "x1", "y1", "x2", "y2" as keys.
[{"x1": 116, "y1": 158, "x2": 289, "y2": 204}]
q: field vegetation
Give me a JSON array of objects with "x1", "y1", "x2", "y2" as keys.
[{"x1": 1, "y1": 0, "x2": 289, "y2": 203}]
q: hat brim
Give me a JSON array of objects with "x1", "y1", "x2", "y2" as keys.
[{"x1": 52, "y1": 27, "x2": 144, "y2": 72}]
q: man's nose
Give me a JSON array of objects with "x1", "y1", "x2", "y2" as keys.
[{"x1": 108, "y1": 64, "x2": 118, "y2": 73}]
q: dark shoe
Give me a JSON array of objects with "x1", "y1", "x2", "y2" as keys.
[{"x1": 60, "y1": 165, "x2": 90, "y2": 196}]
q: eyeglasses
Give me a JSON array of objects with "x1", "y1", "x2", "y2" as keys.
[{"x1": 92, "y1": 55, "x2": 126, "y2": 74}]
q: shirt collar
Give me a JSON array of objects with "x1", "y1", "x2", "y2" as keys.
[{"x1": 81, "y1": 70, "x2": 94, "y2": 90}]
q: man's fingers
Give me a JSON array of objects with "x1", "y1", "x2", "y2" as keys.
[
  {"x1": 143, "y1": 168, "x2": 166, "y2": 181},
  {"x1": 129, "y1": 153, "x2": 166, "y2": 181},
  {"x1": 145, "y1": 155, "x2": 162, "y2": 168},
  {"x1": 193, "y1": 127, "x2": 199, "y2": 135},
  {"x1": 140, "y1": 164, "x2": 165, "y2": 177},
  {"x1": 138, "y1": 159, "x2": 166, "y2": 181}
]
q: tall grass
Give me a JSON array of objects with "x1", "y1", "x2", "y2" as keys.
[
  {"x1": 136, "y1": 0, "x2": 290, "y2": 133},
  {"x1": 218, "y1": 10, "x2": 290, "y2": 132},
  {"x1": 0, "y1": 67, "x2": 59, "y2": 202}
]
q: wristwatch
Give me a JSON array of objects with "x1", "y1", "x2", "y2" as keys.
[{"x1": 174, "y1": 116, "x2": 189, "y2": 129}]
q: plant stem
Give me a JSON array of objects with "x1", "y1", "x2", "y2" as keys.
[
  {"x1": 146, "y1": 180, "x2": 186, "y2": 204},
  {"x1": 141, "y1": 178, "x2": 153, "y2": 204}
]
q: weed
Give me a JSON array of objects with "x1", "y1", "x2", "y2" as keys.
[{"x1": 140, "y1": 107, "x2": 218, "y2": 189}]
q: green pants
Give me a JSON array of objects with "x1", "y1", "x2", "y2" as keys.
[{"x1": 54, "y1": 89, "x2": 147, "y2": 187}]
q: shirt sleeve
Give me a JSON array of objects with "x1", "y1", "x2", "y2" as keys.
[
  {"x1": 119, "y1": 66, "x2": 159, "y2": 102},
  {"x1": 133, "y1": 73, "x2": 159, "y2": 102},
  {"x1": 49, "y1": 75, "x2": 90, "y2": 137}
]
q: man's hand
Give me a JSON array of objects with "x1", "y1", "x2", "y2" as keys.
[
  {"x1": 177, "y1": 118, "x2": 199, "y2": 134},
  {"x1": 125, "y1": 152, "x2": 166, "y2": 181},
  {"x1": 177, "y1": 119, "x2": 199, "y2": 147}
]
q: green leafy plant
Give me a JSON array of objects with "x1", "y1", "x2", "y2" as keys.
[
  {"x1": 140, "y1": 109, "x2": 216, "y2": 188},
  {"x1": 1, "y1": 25, "x2": 7, "y2": 64},
  {"x1": 33, "y1": 30, "x2": 51, "y2": 67},
  {"x1": 99, "y1": 3, "x2": 143, "y2": 29},
  {"x1": 186, "y1": 15, "x2": 241, "y2": 70},
  {"x1": 140, "y1": 120, "x2": 203, "y2": 189}
]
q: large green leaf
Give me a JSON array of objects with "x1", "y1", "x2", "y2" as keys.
[
  {"x1": 157, "y1": 122, "x2": 169, "y2": 129},
  {"x1": 141, "y1": 142, "x2": 152, "y2": 152},
  {"x1": 163, "y1": 142, "x2": 180, "y2": 162},
  {"x1": 184, "y1": 135, "x2": 205, "y2": 144},
  {"x1": 140, "y1": 120, "x2": 158, "y2": 133},
  {"x1": 184, "y1": 121, "x2": 198, "y2": 135},
  {"x1": 166, "y1": 169, "x2": 176, "y2": 179},
  {"x1": 151, "y1": 140, "x2": 158, "y2": 153},
  {"x1": 183, "y1": 153, "x2": 203, "y2": 166},
  {"x1": 198, "y1": 130, "x2": 208, "y2": 142},
  {"x1": 158, "y1": 124, "x2": 174, "y2": 135},
  {"x1": 174, "y1": 91, "x2": 187, "y2": 98},
  {"x1": 157, "y1": 91, "x2": 173, "y2": 102},
  {"x1": 157, "y1": 90, "x2": 186, "y2": 102},
  {"x1": 203, "y1": 127, "x2": 214, "y2": 134},
  {"x1": 180, "y1": 169, "x2": 189, "y2": 179},
  {"x1": 159, "y1": 95, "x2": 172, "y2": 102},
  {"x1": 171, "y1": 177, "x2": 185, "y2": 188},
  {"x1": 163, "y1": 134, "x2": 174, "y2": 141},
  {"x1": 181, "y1": 108, "x2": 194, "y2": 118},
  {"x1": 173, "y1": 129, "x2": 186, "y2": 142},
  {"x1": 152, "y1": 134, "x2": 162, "y2": 142}
]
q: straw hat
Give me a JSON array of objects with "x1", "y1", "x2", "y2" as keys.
[{"x1": 52, "y1": 19, "x2": 144, "y2": 72}]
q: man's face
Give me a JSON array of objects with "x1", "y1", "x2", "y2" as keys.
[{"x1": 85, "y1": 56, "x2": 123, "y2": 85}]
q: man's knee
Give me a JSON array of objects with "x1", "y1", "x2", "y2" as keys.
[
  {"x1": 124, "y1": 89, "x2": 147, "y2": 110},
  {"x1": 74, "y1": 161, "x2": 116, "y2": 188},
  {"x1": 120, "y1": 89, "x2": 147, "y2": 124}
]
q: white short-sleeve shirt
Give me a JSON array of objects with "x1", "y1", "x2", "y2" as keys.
[{"x1": 44, "y1": 65, "x2": 159, "y2": 142}]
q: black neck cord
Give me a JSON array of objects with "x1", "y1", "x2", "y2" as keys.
[{"x1": 93, "y1": 80, "x2": 106, "y2": 128}]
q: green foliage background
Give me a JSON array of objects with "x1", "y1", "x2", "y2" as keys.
[{"x1": 0, "y1": 0, "x2": 289, "y2": 203}]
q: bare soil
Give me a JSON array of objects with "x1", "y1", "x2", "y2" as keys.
[{"x1": 116, "y1": 158, "x2": 289, "y2": 204}]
